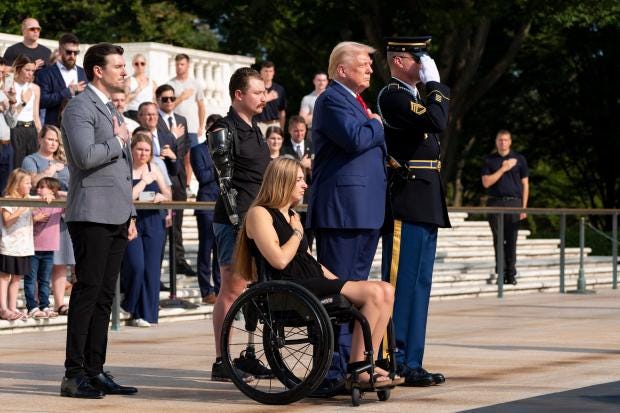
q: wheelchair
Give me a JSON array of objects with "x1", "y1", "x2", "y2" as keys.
[{"x1": 220, "y1": 259, "x2": 399, "y2": 406}]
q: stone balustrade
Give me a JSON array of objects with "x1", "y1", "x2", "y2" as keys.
[{"x1": 1, "y1": 32, "x2": 255, "y2": 117}]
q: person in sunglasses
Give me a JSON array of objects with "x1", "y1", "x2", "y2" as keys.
[
  {"x1": 2, "y1": 17, "x2": 52, "y2": 71},
  {"x1": 124, "y1": 54, "x2": 157, "y2": 121},
  {"x1": 36, "y1": 33, "x2": 87, "y2": 127},
  {"x1": 155, "y1": 84, "x2": 194, "y2": 277}
]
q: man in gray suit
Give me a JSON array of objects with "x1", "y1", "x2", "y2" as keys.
[{"x1": 60, "y1": 43, "x2": 138, "y2": 399}]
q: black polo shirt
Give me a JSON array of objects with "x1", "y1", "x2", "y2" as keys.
[
  {"x1": 254, "y1": 82, "x2": 286, "y2": 122},
  {"x1": 481, "y1": 150, "x2": 528, "y2": 198},
  {"x1": 213, "y1": 107, "x2": 271, "y2": 224}
]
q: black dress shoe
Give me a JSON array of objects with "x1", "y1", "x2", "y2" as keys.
[
  {"x1": 419, "y1": 367, "x2": 445, "y2": 384},
  {"x1": 309, "y1": 378, "x2": 347, "y2": 398},
  {"x1": 160, "y1": 282, "x2": 170, "y2": 292},
  {"x1": 60, "y1": 375, "x2": 105, "y2": 399},
  {"x1": 176, "y1": 262, "x2": 196, "y2": 276},
  {"x1": 89, "y1": 372, "x2": 138, "y2": 395},
  {"x1": 403, "y1": 368, "x2": 434, "y2": 387}
]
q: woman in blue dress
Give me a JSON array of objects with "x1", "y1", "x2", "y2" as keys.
[{"x1": 121, "y1": 131, "x2": 171, "y2": 327}]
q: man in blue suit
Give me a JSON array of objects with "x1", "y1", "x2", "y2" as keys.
[
  {"x1": 307, "y1": 41, "x2": 386, "y2": 395},
  {"x1": 189, "y1": 115, "x2": 221, "y2": 304},
  {"x1": 36, "y1": 33, "x2": 87, "y2": 126}
]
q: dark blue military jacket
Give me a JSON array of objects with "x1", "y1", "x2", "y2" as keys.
[{"x1": 377, "y1": 77, "x2": 451, "y2": 229}]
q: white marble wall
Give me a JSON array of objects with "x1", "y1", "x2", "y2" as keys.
[{"x1": 0, "y1": 32, "x2": 255, "y2": 118}]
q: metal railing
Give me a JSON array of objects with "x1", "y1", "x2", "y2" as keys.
[
  {"x1": 449, "y1": 207, "x2": 619, "y2": 298},
  {"x1": 1, "y1": 199, "x2": 618, "y2": 325}
]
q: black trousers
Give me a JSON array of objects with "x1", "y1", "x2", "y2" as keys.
[
  {"x1": 65, "y1": 221, "x2": 129, "y2": 378},
  {"x1": 10, "y1": 125, "x2": 38, "y2": 170},
  {"x1": 487, "y1": 197, "x2": 521, "y2": 278}
]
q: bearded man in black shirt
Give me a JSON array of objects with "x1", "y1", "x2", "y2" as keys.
[{"x1": 207, "y1": 67, "x2": 272, "y2": 382}]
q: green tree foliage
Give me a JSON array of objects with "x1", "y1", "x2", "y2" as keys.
[{"x1": 0, "y1": 0, "x2": 218, "y2": 50}]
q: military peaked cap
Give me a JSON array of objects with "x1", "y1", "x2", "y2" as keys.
[{"x1": 385, "y1": 36, "x2": 432, "y2": 59}]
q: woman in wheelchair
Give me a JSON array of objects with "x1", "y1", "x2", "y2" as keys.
[{"x1": 235, "y1": 157, "x2": 398, "y2": 387}]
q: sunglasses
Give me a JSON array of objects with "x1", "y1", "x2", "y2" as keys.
[
  {"x1": 64, "y1": 50, "x2": 80, "y2": 56},
  {"x1": 134, "y1": 61, "x2": 146, "y2": 66},
  {"x1": 160, "y1": 96, "x2": 176, "y2": 103},
  {"x1": 27, "y1": 27, "x2": 41, "y2": 32}
]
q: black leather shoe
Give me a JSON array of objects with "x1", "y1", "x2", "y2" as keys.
[
  {"x1": 89, "y1": 372, "x2": 138, "y2": 395},
  {"x1": 176, "y1": 262, "x2": 196, "y2": 276},
  {"x1": 160, "y1": 282, "x2": 170, "y2": 292},
  {"x1": 309, "y1": 378, "x2": 347, "y2": 398},
  {"x1": 60, "y1": 375, "x2": 105, "y2": 399},
  {"x1": 403, "y1": 367, "x2": 434, "y2": 387},
  {"x1": 419, "y1": 367, "x2": 445, "y2": 384},
  {"x1": 504, "y1": 276, "x2": 518, "y2": 285}
]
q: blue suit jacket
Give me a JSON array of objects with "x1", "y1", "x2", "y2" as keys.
[
  {"x1": 190, "y1": 142, "x2": 219, "y2": 215},
  {"x1": 36, "y1": 64, "x2": 87, "y2": 126},
  {"x1": 307, "y1": 81, "x2": 387, "y2": 229}
]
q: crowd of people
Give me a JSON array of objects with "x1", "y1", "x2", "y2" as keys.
[{"x1": 0, "y1": 16, "x2": 530, "y2": 402}]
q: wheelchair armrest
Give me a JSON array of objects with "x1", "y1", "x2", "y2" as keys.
[{"x1": 320, "y1": 294, "x2": 353, "y2": 312}]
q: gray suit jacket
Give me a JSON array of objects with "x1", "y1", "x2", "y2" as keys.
[{"x1": 61, "y1": 86, "x2": 135, "y2": 225}]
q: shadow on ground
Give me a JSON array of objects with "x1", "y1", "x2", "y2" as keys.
[
  {"x1": 461, "y1": 381, "x2": 620, "y2": 413},
  {"x1": 0, "y1": 363, "x2": 349, "y2": 407}
]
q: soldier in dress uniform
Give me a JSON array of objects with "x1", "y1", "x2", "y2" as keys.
[{"x1": 377, "y1": 36, "x2": 451, "y2": 387}]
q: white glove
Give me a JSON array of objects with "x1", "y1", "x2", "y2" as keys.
[{"x1": 419, "y1": 55, "x2": 440, "y2": 84}]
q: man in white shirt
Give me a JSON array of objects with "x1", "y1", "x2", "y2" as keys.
[
  {"x1": 166, "y1": 53, "x2": 205, "y2": 196},
  {"x1": 36, "y1": 33, "x2": 87, "y2": 126},
  {"x1": 299, "y1": 71, "x2": 328, "y2": 139}
]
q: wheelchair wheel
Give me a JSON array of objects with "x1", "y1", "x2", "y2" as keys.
[
  {"x1": 377, "y1": 388, "x2": 390, "y2": 401},
  {"x1": 221, "y1": 281, "x2": 334, "y2": 404}
]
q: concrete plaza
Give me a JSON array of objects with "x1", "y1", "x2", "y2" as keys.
[{"x1": 1, "y1": 289, "x2": 619, "y2": 412}]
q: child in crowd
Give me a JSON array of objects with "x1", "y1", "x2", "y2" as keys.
[
  {"x1": 24, "y1": 177, "x2": 62, "y2": 319},
  {"x1": 0, "y1": 169, "x2": 47, "y2": 321}
]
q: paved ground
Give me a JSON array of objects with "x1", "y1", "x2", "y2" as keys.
[{"x1": 1, "y1": 289, "x2": 619, "y2": 412}]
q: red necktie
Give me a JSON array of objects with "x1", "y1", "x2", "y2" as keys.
[{"x1": 356, "y1": 94, "x2": 370, "y2": 118}]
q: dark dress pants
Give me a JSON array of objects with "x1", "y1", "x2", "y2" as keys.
[
  {"x1": 0, "y1": 142, "x2": 14, "y2": 193},
  {"x1": 10, "y1": 125, "x2": 38, "y2": 170},
  {"x1": 487, "y1": 197, "x2": 521, "y2": 278},
  {"x1": 65, "y1": 221, "x2": 129, "y2": 378},
  {"x1": 196, "y1": 212, "x2": 220, "y2": 296},
  {"x1": 314, "y1": 228, "x2": 380, "y2": 381}
]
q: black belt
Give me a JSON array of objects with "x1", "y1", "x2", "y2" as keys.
[
  {"x1": 16, "y1": 121, "x2": 34, "y2": 128},
  {"x1": 489, "y1": 196, "x2": 521, "y2": 201}
]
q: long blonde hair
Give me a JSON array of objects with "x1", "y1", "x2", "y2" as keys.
[
  {"x1": 235, "y1": 157, "x2": 303, "y2": 281},
  {"x1": 4, "y1": 168, "x2": 31, "y2": 197}
]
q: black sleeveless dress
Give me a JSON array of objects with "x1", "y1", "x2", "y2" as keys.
[{"x1": 249, "y1": 208, "x2": 346, "y2": 297}]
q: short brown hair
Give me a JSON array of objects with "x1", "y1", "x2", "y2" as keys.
[
  {"x1": 83, "y1": 43, "x2": 124, "y2": 82},
  {"x1": 228, "y1": 67, "x2": 263, "y2": 100},
  {"x1": 175, "y1": 53, "x2": 190, "y2": 63},
  {"x1": 288, "y1": 115, "x2": 306, "y2": 129}
]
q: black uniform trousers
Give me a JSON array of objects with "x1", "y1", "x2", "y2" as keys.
[
  {"x1": 487, "y1": 197, "x2": 521, "y2": 279},
  {"x1": 65, "y1": 221, "x2": 129, "y2": 378}
]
